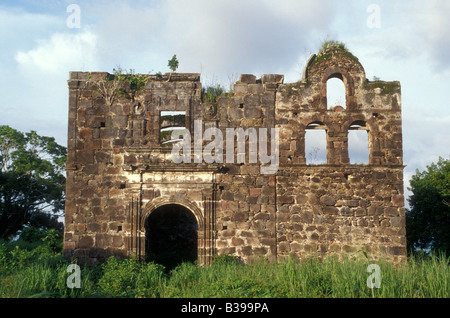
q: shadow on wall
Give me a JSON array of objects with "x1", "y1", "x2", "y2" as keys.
[{"x1": 145, "y1": 204, "x2": 198, "y2": 270}]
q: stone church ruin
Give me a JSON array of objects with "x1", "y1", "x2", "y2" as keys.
[{"x1": 63, "y1": 44, "x2": 406, "y2": 266}]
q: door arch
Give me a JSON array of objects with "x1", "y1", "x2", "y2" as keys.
[{"x1": 145, "y1": 204, "x2": 198, "y2": 268}]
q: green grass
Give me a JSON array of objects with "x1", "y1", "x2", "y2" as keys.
[{"x1": 1, "y1": 242, "x2": 449, "y2": 298}]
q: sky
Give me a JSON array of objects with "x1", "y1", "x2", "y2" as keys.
[{"x1": 0, "y1": 0, "x2": 449, "y2": 203}]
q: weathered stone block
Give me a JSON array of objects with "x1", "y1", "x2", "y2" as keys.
[
  {"x1": 323, "y1": 206, "x2": 338, "y2": 215},
  {"x1": 392, "y1": 195, "x2": 404, "y2": 207},
  {"x1": 232, "y1": 212, "x2": 248, "y2": 222},
  {"x1": 239, "y1": 74, "x2": 256, "y2": 84},
  {"x1": 354, "y1": 207, "x2": 367, "y2": 217},
  {"x1": 234, "y1": 83, "x2": 248, "y2": 95},
  {"x1": 278, "y1": 195, "x2": 294, "y2": 204},
  {"x1": 390, "y1": 216, "x2": 404, "y2": 228},
  {"x1": 249, "y1": 188, "x2": 261, "y2": 196},
  {"x1": 261, "y1": 74, "x2": 284, "y2": 84},
  {"x1": 78, "y1": 236, "x2": 94, "y2": 248},
  {"x1": 232, "y1": 237, "x2": 244, "y2": 246},
  {"x1": 340, "y1": 207, "x2": 353, "y2": 216},
  {"x1": 320, "y1": 195, "x2": 336, "y2": 206},
  {"x1": 368, "y1": 206, "x2": 382, "y2": 216},
  {"x1": 384, "y1": 207, "x2": 398, "y2": 217}
]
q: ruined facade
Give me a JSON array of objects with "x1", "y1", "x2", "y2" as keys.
[{"x1": 64, "y1": 45, "x2": 406, "y2": 266}]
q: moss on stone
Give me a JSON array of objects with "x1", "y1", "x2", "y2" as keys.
[
  {"x1": 308, "y1": 41, "x2": 364, "y2": 73},
  {"x1": 364, "y1": 81, "x2": 400, "y2": 94}
]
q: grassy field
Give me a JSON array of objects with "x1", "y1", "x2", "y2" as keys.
[{"x1": 0, "y1": 237, "x2": 448, "y2": 298}]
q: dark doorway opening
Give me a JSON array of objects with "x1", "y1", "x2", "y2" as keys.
[{"x1": 145, "y1": 204, "x2": 198, "y2": 269}]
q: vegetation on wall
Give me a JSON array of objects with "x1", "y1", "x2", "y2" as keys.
[
  {"x1": 320, "y1": 40, "x2": 348, "y2": 52},
  {"x1": 363, "y1": 80, "x2": 401, "y2": 94},
  {"x1": 201, "y1": 84, "x2": 227, "y2": 104},
  {"x1": 112, "y1": 67, "x2": 149, "y2": 91},
  {"x1": 306, "y1": 40, "x2": 364, "y2": 76}
]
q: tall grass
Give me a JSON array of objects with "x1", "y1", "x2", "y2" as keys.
[{"x1": 1, "y1": 246, "x2": 448, "y2": 298}]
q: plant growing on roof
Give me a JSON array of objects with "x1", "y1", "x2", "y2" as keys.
[
  {"x1": 167, "y1": 54, "x2": 179, "y2": 82},
  {"x1": 95, "y1": 66, "x2": 149, "y2": 104}
]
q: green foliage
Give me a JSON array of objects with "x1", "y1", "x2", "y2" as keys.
[
  {"x1": 1, "y1": 233, "x2": 448, "y2": 298},
  {"x1": 97, "y1": 256, "x2": 165, "y2": 297},
  {"x1": 201, "y1": 85, "x2": 226, "y2": 104},
  {"x1": 159, "y1": 114, "x2": 186, "y2": 125},
  {"x1": 0, "y1": 248, "x2": 448, "y2": 298},
  {"x1": 19, "y1": 226, "x2": 47, "y2": 243},
  {"x1": 364, "y1": 80, "x2": 400, "y2": 94},
  {"x1": 159, "y1": 128, "x2": 186, "y2": 144},
  {"x1": 113, "y1": 67, "x2": 148, "y2": 90},
  {"x1": 406, "y1": 157, "x2": 450, "y2": 255},
  {"x1": 0, "y1": 126, "x2": 66, "y2": 175},
  {"x1": 320, "y1": 40, "x2": 347, "y2": 52},
  {"x1": 168, "y1": 54, "x2": 179, "y2": 73},
  {"x1": 40, "y1": 229, "x2": 63, "y2": 253},
  {"x1": 211, "y1": 254, "x2": 243, "y2": 266},
  {"x1": 0, "y1": 229, "x2": 64, "y2": 276},
  {"x1": 307, "y1": 40, "x2": 363, "y2": 76},
  {"x1": 109, "y1": 66, "x2": 149, "y2": 100},
  {"x1": 97, "y1": 257, "x2": 142, "y2": 296},
  {"x1": 0, "y1": 126, "x2": 66, "y2": 240}
]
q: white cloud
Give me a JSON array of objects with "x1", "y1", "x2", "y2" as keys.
[
  {"x1": 413, "y1": 1, "x2": 450, "y2": 71},
  {"x1": 7, "y1": 29, "x2": 99, "y2": 145},
  {"x1": 158, "y1": 0, "x2": 339, "y2": 83},
  {"x1": 15, "y1": 29, "x2": 98, "y2": 73},
  {"x1": 348, "y1": 1, "x2": 450, "y2": 72}
]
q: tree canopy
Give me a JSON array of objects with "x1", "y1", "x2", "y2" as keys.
[
  {"x1": 406, "y1": 157, "x2": 450, "y2": 255},
  {"x1": 168, "y1": 54, "x2": 179, "y2": 73},
  {"x1": 0, "y1": 125, "x2": 66, "y2": 240}
]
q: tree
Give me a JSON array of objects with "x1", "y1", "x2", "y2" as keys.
[
  {"x1": 406, "y1": 157, "x2": 450, "y2": 255},
  {"x1": 0, "y1": 126, "x2": 66, "y2": 240},
  {"x1": 168, "y1": 54, "x2": 179, "y2": 73},
  {"x1": 167, "y1": 54, "x2": 179, "y2": 82}
]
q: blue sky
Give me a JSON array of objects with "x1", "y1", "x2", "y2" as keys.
[{"x1": 1, "y1": 0, "x2": 449, "y2": 202}]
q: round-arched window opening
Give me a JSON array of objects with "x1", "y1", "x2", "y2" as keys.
[
  {"x1": 145, "y1": 204, "x2": 198, "y2": 269},
  {"x1": 327, "y1": 77, "x2": 346, "y2": 110}
]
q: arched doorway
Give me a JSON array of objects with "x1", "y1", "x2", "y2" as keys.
[{"x1": 145, "y1": 204, "x2": 198, "y2": 269}]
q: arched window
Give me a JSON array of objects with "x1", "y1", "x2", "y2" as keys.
[
  {"x1": 348, "y1": 121, "x2": 369, "y2": 164},
  {"x1": 305, "y1": 121, "x2": 327, "y2": 164},
  {"x1": 327, "y1": 74, "x2": 346, "y2": 110}
]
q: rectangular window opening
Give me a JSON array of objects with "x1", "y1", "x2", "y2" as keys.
[
  {"x1": 348, "y1": 130, "x2": 369, "y2": 164},
  {"x1": 160, "y1": 111, "x2": 186, "y2": 144},
  {"x1": 305, "y1": 129, "x2": 327, "y2": 165}
]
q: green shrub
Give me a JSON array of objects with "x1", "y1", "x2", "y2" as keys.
[
  {"x1": 97, "y1": 257, "x2": 140, "y2": 296},
  {"x1": 97, "y1": 256, "x2": 165, "y2": 297},
  {"x1": 201, "y1": 85, "x2": 226, "y2": 103},
  {"x1": 0, "y1": 242, "x2": 9, "y2": 271}
]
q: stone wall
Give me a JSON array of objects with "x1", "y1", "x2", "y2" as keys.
[{"x1": 64, "y1": 45, "x2": 406, "y2": 266}]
